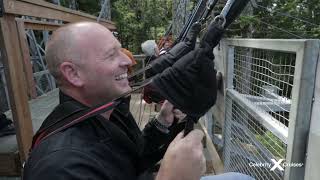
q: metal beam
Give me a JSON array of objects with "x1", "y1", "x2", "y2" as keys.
[
  {"x1": 19, "y1": 18, "x2": 62, "y2": 31},
  {"x1": 225, "y1": 39, "x2": 306, "y2": 53},
  {"x1": 304, "y1": 50, "x2": 320, "y2": 180},
  {"x1": 284, "y1": 40, "x2": 320, "y2": 180},
  {"x1": 227, "y1": 89, "x2": 288, "y2": 143}
]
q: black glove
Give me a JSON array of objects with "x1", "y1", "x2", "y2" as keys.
[
  {"x1": 151, "y1": 21, "x2": 224, "y2": 117},
  {"x1": 200, "y1": 21, "x2": 224, "y2": 49},
  {"x1": 147, "y1": 23, "x2": 201, "y2": 77},
  {"x1": 152, "y1": 45, "x2": 217, "y2": 117},
  {"x1": 184, "y1": 22, "x2": 202, "y2": 47}
]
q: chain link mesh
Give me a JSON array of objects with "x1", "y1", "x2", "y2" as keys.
[
  {"x1": 223, "y1": 46, "x2": 296, "y2": 180},
  {"x1": 233, "y1": 47, "x2": 295, "y2": 130}
]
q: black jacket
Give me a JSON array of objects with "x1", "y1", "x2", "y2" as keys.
[{"x1": 23, "y1": 92, "x2": 171, "y2": 180}]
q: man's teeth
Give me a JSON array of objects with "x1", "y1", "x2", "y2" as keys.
[{"x1": 115, "y1": 73, "x2": 128, "y2": 80}]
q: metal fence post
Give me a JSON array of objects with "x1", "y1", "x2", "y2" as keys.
[
  {"x1": 304, "y1": 49, "x2": 320, "y2": 180},
  {"x1": 284, "y1": 40, "x2": 320, "y2": 180},
  {"x1": 223, "y1": 44, "x2": 234, "y2": 171}
]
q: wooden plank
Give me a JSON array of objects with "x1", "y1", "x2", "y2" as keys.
[
  {"x1": 16, "y1": 19, "x2": 37, "y2": 99},
  {"x1": 133, "y1": 54, "x2": 146, "y2": 62},
  {"x1": 0, "y1": 15, "x2": 34, "y2": 162},
  {"x1": 3, "y1": 0, "x2": 116, "y2": 30},
  {"x1": 198, "y1": 120, "x2": 224, "y2": 174},
  {"x1": 130, "y1": 93, "x2": 156, "y2": 129},
  {"x1": 284, "y1": 40, "x2": 320, "y2": 180},
  {"x1": 19, "y1": 18, "x2": 62, "y2": 31},
  {"x1": 0, "y1": 152, "x2": 20, "y2": 176}
]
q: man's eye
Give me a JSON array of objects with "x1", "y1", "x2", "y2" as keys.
[
  {"x1": 105, "y1": 53, "x2": 115, "y2": 60},
  {"x1": 112, "y1": 51, "x2": 120, "y2": 57}
]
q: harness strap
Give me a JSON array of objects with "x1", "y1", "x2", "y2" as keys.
[{"x1": 31, "y1": 100, "x2": 119, "y2": 150}]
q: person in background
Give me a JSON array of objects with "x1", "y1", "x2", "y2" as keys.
[
  {"x1": 140, "y1": 40, "x2": 163, "y2": 111},
  {"x1": 159, "y1": 40, "x2": 173, "y2": 56},
  {"x1": 141, "y1": 40, "x2": 160, "y2": 59},
  {"x1": 121, "y1": 48, "x2": 137, "y2": 75}
]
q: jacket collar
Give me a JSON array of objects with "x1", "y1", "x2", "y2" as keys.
[{"x1": 59, "y1": 90, "x2": 143, "y2": 157}]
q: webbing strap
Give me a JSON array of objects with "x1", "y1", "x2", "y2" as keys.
[
  {"x1": 31, "y1": 101, "x2": 119, "y2": 149},
  {"x1": 31, "y1": 78, "x2": 153, "y2": 150}
]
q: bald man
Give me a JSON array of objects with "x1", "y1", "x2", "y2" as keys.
[{"x1": 23, "y1": 22, "x2": 206, "y2": 180}]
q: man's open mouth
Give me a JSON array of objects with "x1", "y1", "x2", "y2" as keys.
[{"x1": 115, "y1": 73, "x2": 128, "y2": 80}]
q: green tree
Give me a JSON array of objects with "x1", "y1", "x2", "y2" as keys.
[
  {"x1": 226, "y1": 0, "x2": 320, "y2": 39},
  {"x1": 53, "y1": 0, "x2": 173, "y2": 53},
  {"x1": 112, "y1": 0, "x2": 172, "y2": 53}
]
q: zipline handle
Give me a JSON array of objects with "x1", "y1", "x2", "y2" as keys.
[
  {"x1": 199, "y1": 0, "x2": 219, "y2": 24},
  {"x1": 183, "y1": 115, "x2": 197, "y2": 136},
  {"x1": 213, "y1": 14, "x2": 226, "y2": 28}
]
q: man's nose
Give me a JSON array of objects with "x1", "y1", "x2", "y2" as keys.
[{"x1": 120, "y1": 52, "x2": 132, "y2": 66}]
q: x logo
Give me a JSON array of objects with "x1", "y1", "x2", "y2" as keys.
[{"x1": 271, "y1": 159, "x2": 284, "y2": 171}]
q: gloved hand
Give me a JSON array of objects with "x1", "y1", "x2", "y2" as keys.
[
  {"x1": 151, "y1": 21, "x2": 224, "y2": 117},
  {"x1": 152, "y1": 46, "x2": 217, "y2": 117},
  {"x1": 183, "y1": 22, "x2": 201, "y2": 47},
  {"x1": 148, "y1": 23, "x2": 201, "y2": 77},
  {"x1": 200, "y1": 20, "x2": 224, "y2": 49}
]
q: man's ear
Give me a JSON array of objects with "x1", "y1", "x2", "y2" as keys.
[{"x1": 59, "y1": 62, "x2": 84, "y2": 87}]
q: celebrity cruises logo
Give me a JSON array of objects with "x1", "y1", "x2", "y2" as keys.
[{"x1": 249, "y1": 159, "x2": 303, "y2": 171}]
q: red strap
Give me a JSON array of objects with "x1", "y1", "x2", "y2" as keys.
[{"x1": 32, "y1": 101, "x2": 117, "y2": 149}]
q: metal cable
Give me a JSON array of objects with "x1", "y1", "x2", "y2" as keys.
[
  {"x1": 256, "y1": 19, "x2": 304, "y2": 39},
  {"x1": 254, "y1": 4, "x2": 319, "y2": 27}
]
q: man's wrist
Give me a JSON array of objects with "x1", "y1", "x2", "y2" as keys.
[
  {"x1": 156, "y1": 114, "x2": 172, "y2": 128},
  {"x1": 151, "y1": 117, "x2": 170, "y2": 134}
]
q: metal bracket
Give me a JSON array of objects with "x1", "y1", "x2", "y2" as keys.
[
  {"x1": 0, "y1": 0, "x2": 4, "y2": 17},
  {"x1": 250, "y1": 0, "x2": 258, "y2": 8}
]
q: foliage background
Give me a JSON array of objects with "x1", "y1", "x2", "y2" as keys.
[
  {"x1": 54, "y1": 0, "x2": 320, "y2": 52},
  {"x1": 226, "y1": 0, "x2": 320, "y2": 39},
  {"x1": 56, "y1": 0, "x2": 173, "y2": 53}
]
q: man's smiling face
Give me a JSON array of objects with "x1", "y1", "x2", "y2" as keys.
[{"x1": 78, "y1": 25, "x2": 132, "y2": 104}]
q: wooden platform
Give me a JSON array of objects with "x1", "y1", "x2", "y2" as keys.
[
  {"x1": 130, "y1": 93, "x2": 157, "y2": 129},
  {"x1": 198, "y1": 120, "x2": 224, "y2": 175},
  {"x1": 0, "y1": 89, "x2": 59, "y2": 176}
]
